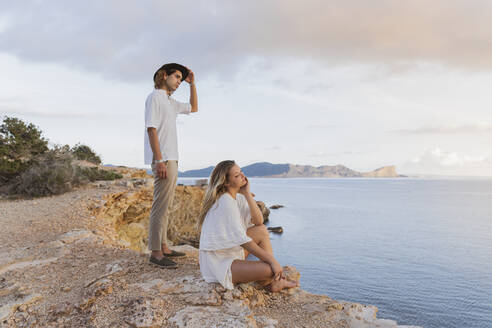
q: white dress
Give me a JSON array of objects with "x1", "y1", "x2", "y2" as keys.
[{"x1": 199, "y1": 193, "x2": 252, "y2": 289}]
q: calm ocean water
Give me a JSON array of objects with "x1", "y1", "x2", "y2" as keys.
[{"x1": 178, "y1": 177, "x2": 492, "y2": 328}]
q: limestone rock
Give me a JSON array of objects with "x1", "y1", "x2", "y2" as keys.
[
  {"x1": 158, "y1": 275, "x2": 214, "y2": 295},
  {"x1": 0, "y1": 284, "x2": 42, "y2": 322},
  {"x1": 255, "y1": 315, "x2": 278, "y2": 328},
  {"x1": 94, "y1": 186, "x2": 205, "y2": 252},
  {"x1": 50, "y1": 302, "x2": 73, "y2": 316},
  {"x1": 183, "y1": 290, "x2": 222, "y2": 306},
  {"x1": 118, "y1": 222, "x2": 147, "y2": 251},
  {"x1": 94, "y1": 184, "x2": 276, "y2": 251},
  {"x1": 235, "y1": 283, "x2": 268, "y2": 308},
  {"x1": 267, "y1": 226, "x2": 283, "y2": 233},
  {"x1": 131, "y1": 279, "x2": 165, "y2": 293},
  {"x1": 105, "y1": 262, "x2": 123, "y2": 274},
  {"x1": 362, "y1": 165, "x2": 399, "y2": 178},
  {"x1": 282, "y1": 265, "x2": 300, "y2": 284},
  {"x1": 123, "y1": 299, "x2": 164, "y2": 328},
  {"x1": 170, "y1": 244, "x2": 199, "y2": 258},
  {"x1": 0, "y1": 257, "x2": 58, "y2": 275},
  {"x1": 169, "y1": 300, "x2": 256, "y2": 328},
  {"x1": 341, "y1": 301, "x2": 419, "y2": 328},
  {"x1": 58, "y1": 229, "x2": 99, "y2": 244},
  {"x1": 256, "y1": 201, "x2": 270, "y2": 223}
]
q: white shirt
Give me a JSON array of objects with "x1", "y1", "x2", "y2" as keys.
[
  {"x1": 144, "y1": 89, "x2": 191, "y2": 165},
  {"x1": 200, "y1": 193, "x2": 253, "y2": 251}
]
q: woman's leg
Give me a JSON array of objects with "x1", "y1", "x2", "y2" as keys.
[
  {"x1": 244, "y1": 224, "x2": 273, "y2": 259},
  {"x1": 231, "y1": 259, "x2": 273, "y2": 284},
  {"x1": 231, "y1": 260, "x2": 298, "y2": 292}
]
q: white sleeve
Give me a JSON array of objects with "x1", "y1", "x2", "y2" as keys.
[
  {"x1": 169, "y1": 97, "x2": 191, "y2": 115},
  {"x1": 145, "y1": 94, "x2": 161, "y2": 128},
  {"x1": 199, "y1": 197, "x2": 252, "y2": 250},
  {"x1": 237, "y1": 194, "x2": 252, "y2": 227}
]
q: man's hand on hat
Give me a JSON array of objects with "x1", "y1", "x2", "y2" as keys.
[{"x1": 185, "y1": 68, "x2": 195, "y2": 85}]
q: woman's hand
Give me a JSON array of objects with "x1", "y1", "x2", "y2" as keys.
[
  {"x1": 270, "y1": 259, "x2": 283, "y2": 281},
  {"x1": 239, "y1": 176, "x2": 251, "y2": 196}
]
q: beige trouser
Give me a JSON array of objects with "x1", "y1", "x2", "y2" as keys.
[{"x1": 148, "y1": 160, "x2": 178, "y2": 251}]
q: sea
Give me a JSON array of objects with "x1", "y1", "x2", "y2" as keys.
[{"x1": 177, "y1": 177, "x2": 492, "y2": 328}]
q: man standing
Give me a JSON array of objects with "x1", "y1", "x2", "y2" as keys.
[{"x1": 144, "y1": 63, "x2": 198, "y2": 268}]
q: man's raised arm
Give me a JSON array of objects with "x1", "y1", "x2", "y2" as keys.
[{"x1": 186, "y1": 68, "x2": 198, "y2": 112}]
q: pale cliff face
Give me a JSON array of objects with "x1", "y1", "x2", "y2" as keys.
[
  {"x1": 361, "y1": 165, "x2": 399, "y2": 178},
  {"x1": 93, "y1": 183, "x2": 271, "y2": 251},
  {"x1": 267, "y1": 164, "x2": 399, "y2": 178},
  {"x1": 94, "y1": 185, "x2": 205, "y2": 252}
]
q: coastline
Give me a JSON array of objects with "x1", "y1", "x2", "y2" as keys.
[{"x1": 0, "y1": 167, "x2": 421, "y2": 327}]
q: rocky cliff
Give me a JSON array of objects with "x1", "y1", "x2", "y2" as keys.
[
  {"x1": 362, "y1": 165, "x2": 399, "y2": 178},
  {"x1": 0, "y1": 166, "x2": 419, "y2": 327},
  {"x1": 180, "y1": 162, "x2": 403, "y2": 178},
  {"x1": 93, "y1": 185, "x2": 205, "y2": 251},
  {"x1": 269, "y1": 164, "x2": 401, "y2": 178},
  {"x1": 269, "y1": 164, "x2": 361, "y2": 178},
  {"x1": 92, "y1": 179, "x2": 271, "y2": 251}
]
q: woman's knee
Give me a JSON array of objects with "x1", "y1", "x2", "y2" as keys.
[{"x1": 256, "y1": 224, "x2": 268, "y2": 236}]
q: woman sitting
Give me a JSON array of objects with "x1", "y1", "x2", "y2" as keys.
[{"x1": 198, "y1": 160, "x2": 298, "y2": 291}]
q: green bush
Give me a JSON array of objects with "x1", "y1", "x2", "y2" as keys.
[
  {"x1": 75, "y1": 166, "x2": 122, "y2": 182},
  {"x1": 7, "y1": 148, "x2": 122, "y2": 198},
  {"x1": 1, "y1": 117, "x2": 122, "y2": 198},
  {"x1": 8, "y1": 147, "x2": 76, "y2": 197},
  {"x1": 0, "y1": 116, "x2": 48, "y2": 184},
  {"x1": 71, "y1": 143, "x2": 102, "y2": 164}
]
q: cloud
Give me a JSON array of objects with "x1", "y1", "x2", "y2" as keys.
[
  {"x1": 400, "y1": 148, "x2": 492, "y2": 176},
  {"x1": 308, "y1": 150, "x2": 363, "y2": 158},
  {"x1": 306, "y1": 124, "x2": 336, "y2": 129},
  {"x1": 394, "y1": 123, "x2": 492, "y2": 135},
  {"x1": 414, "y1": 148, "x2": 487, "y2": 166},
  {"x1": 265, "y1": 146, "x2": 282, "y2": 151},
  {"x1": 0, "y1": 97, "x2": 93, "y2": 118},
  {"x1": 1, "y1": 0, "x2": 492, "y2": 83},
  {"x1": 1, "y1": 107, "x2": 90, "y2": 119}
]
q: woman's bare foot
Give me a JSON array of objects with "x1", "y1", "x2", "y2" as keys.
[{"x1": 269, "y1": 277, "x2": 299, "y2": 292}]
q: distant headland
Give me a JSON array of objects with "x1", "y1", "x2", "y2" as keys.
[{"x1": 178, "y1": 162, "x2": 404, "y2": 178}]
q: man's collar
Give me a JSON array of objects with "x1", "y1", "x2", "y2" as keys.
[{"x1": 156, "y1": 89, "x2": 171, "y2": 97}]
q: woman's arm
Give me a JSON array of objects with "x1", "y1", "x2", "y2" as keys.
[
  {"x1": 244, "y1": 193, "x2": 264, "y2": 225},
  {"x1": 241, "y1": 241, "x2": 282, "y2": 280},
  {"x1": 239, "y1": 177, "x2": 264, "y2": 225}
]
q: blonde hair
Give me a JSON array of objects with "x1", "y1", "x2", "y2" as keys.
[{"x1": 198, "y1": 160, "x2": 236, "y2": 226}]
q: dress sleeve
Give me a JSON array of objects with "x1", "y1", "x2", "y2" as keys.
[
  {"x1": 199, "y1": 196, "x2": 252, "y2": 250},
  {"x1": 169, "y1": 97, "x2": 191, "y2": 115},
  {"x1": 145, "y1": 93, "x2": 161, "y2": 128}
]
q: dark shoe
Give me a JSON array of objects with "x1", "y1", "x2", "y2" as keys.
[
  {"x1": 149, "y1": 256, "x2": 178, "y2": 268},
  {"x1": 163, "y1": 250, "x2": 186, "y2": 258}
]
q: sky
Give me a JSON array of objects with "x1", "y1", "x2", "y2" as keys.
[{"x1": 1, "y1": 0, "x2": 492, "y2": 176}]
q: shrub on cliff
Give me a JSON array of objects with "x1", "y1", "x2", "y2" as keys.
[
  {"x1": 7, "y1": 145, "x2": 122, "y2": 197},
  {"x1": 75, "y1": 166, "x2": 122, "y2": 182},
  {"x1": 0, "y1": 116, "x2": 49, "y2": 184},
  {"x1": 71, "y1": 143, "x2": 102, "y2": 164},
  {"x1": 7, "y1": 146, "x2": 77, "y2": 197},
  {"x1": 1, "y1": 117, "x2": 121, "y2": 198}
]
